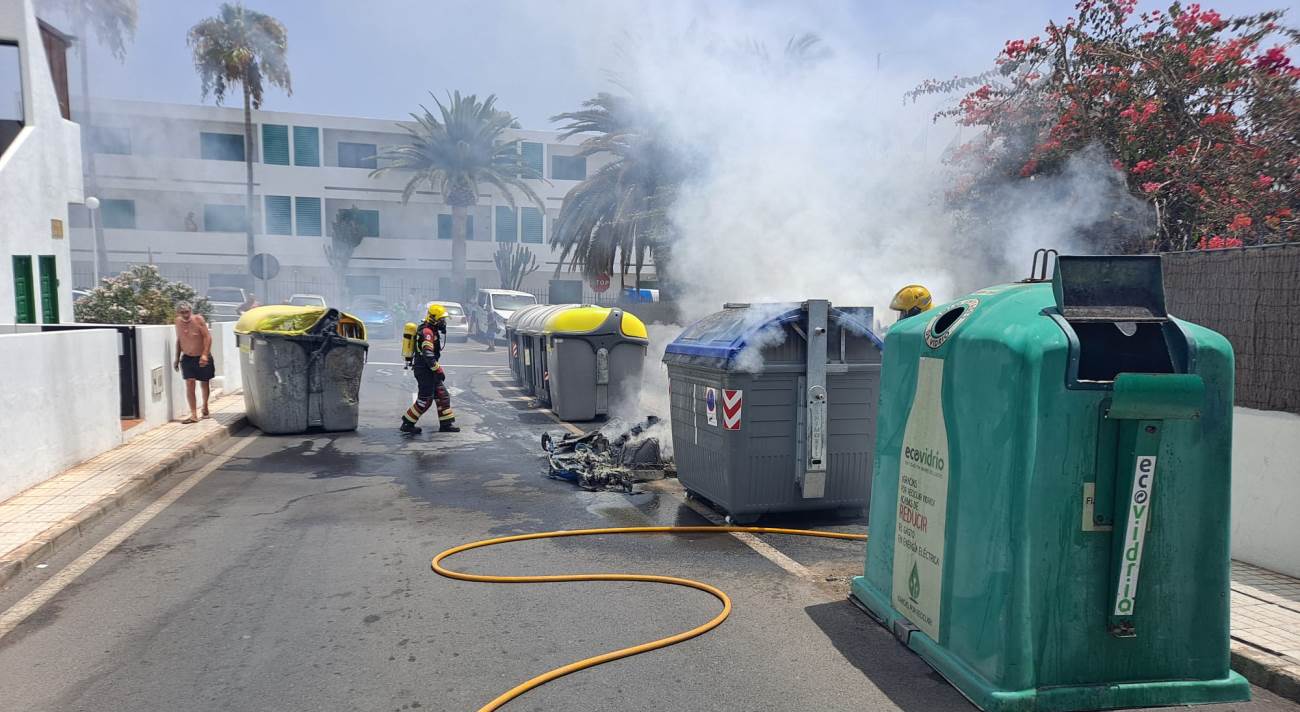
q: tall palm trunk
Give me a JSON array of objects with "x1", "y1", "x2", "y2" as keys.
[
  {"x1": 76, "y1": 14, "x2": 108, "y2": 283},
  {"x1": 451, "y1": 204, "x2": 468, "y2": 301},
  {"x1": 242, "y1": 82, "x2": 261, "y2": 300}
]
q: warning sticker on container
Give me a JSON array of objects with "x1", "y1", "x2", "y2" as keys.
[
  {"x1": 722, "y1": 389, "x2": 742, "y2": 430},
  {"x1": 892, "y1": 357, "x2": 950, "y2": 641},
  {"x1": 705, "y1": 387, "x2": 718, "y2": 427}
]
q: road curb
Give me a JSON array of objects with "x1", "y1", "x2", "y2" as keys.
[
  {"x1": 1232, "y1": 640, "x2": 1300, "y2": 703},
  {"x1": 0, "y1": 415, "x2": 247, "y2": 589}
]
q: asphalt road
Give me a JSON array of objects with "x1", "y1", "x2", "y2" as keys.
[{"x1": 0, "y1": 337, "x2": 1295, "y2": 712}]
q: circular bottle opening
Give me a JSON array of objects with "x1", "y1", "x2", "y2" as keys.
[{"x1": 931, "y1": 306, "x2": 966, "y2": 337}]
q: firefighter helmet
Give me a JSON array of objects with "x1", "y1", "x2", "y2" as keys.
[
  {"x1": 426, "y1": 303, "x2": 448, "y2": 322},
  {"x1": 890, "y1": 284, "x2": 933, "y2": 319}
]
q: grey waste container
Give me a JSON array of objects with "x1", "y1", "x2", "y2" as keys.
[
  {"x1": 663, "y1": 300, "x2": 882, "y2": 522},
  {"x1": 514, "y1": 304, "x2": 650, "y2": 421},
  {"x1": 505, "y1": 304, "x2": 549, "y2": 388},
  {"x1": 511, "y1": 304, "x2": 571, "y2": 398},
  {"x1": 235, "y1": 306, "x2": 369, "y2": 434}
]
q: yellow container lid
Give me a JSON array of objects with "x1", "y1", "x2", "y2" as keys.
[
  {"x1": 540, "y1": 305, "x2": 648, "y2": 341},
  {"x1": 234, "y1": 305, "x2": 366, "y2": 340}
]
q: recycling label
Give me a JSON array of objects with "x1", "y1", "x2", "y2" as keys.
[{"x1": 892, "y1": 357, "x2": 950, "y2": 641}]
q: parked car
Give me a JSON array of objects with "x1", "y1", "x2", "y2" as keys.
[
  {"x1": 206, "y1": 286, "x2": 247, "y2": 322},
  {"x1": 468, "y1": 289, "x2": 537, "y2": 341},
  {"x1": 287, "y1": 293, "x2": 328, "y2": 307},
  {"x1": 429, "y1": 301, "x2": 469, "y2": 342},
  {"x1": 348, "y1": 294, "x2": 395, "y2": 339}
]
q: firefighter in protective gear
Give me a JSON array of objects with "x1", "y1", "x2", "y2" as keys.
[
  {"x1": 890, "y1": 284, "x2": 934, "y2": 320},
  {"x1": 400, "y1": 303, "x2": 460, "y2": 434}
]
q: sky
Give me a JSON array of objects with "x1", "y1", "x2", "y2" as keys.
[{"x1": 44, "y1": 0, "x2": 1289, "y2": 130}]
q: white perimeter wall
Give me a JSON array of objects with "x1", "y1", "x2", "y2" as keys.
[
  {"x1": 0, "y1": 330, "x2": 120, "y2": 501},
  {"x1": 1232, "y1": 407, "x2": 1300, "y2": 578}
]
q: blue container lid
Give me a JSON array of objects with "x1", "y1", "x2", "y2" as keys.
[{"x1": 665, "y1": 303, "x2": 881, "y2": 365}]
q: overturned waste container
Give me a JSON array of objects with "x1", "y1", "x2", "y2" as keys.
[
  {"x1": 235, "y1": 305, "x2": 369, "y2": 435},
  {"x1": 664, "y1": 300, "x2": 882, "y2": 523},
  {"x1": 850, "y1": 255, "x2": 1249, "y2": 711},
  {"x1": 511, "y1": 304, "x2": 649, "y2": 421}
]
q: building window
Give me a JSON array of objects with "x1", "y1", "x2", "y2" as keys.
[
  {"x1": 204, "y1": 204, "x2": 246, "y2": 232},
  {"x1": 295, "y1": 197, "x2": 321, "y2": 236},
  {"x1": 262, "y1": 124, "x2": 289, "y2": 165},
  {"x1": 338, "y1": 142, "x2": 377, "y2": 169},
  {"x1": 265, "y1": 195, "x2": 291, "y2": 235},
  {"x1": 88, "y1": 126, "x2": 132, "y2": 155},
  {"x1": 495, "y1": 206, "x2": 517, "y2": 242},
  {"x1": 520, "y1": 141, "x2": 543, "y2": 178},
  {"x1": 521, "y1": 207, "x2": 543, "y2": 244},
  {"x1": 201, "y1": 132, "x2": 245, "y2": 161},
  {"x1": 99, "y1": 199, "x2": 136, "y2": 229},
  {"x1": 293, "y1": 126, "x2": 320, "y2": 166},
  {"x1": 437, "y1": 213, "x2": 475, "y2": 240},
  {"x1": 0, "y1": 43, "x2": 23, "y2": 158},
  {"x1": 337, "y1": 208, "x2": 379, "y2": 237},
  {"x1": 551, "y1": 154, "x2": 586, "y2": 181}
]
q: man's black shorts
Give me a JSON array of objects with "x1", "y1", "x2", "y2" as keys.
[{"x1": 180, "y1": 354, "x2": 216, "y2": 381}]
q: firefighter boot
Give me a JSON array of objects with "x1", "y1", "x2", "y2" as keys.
[
  {"x1": 400, "y1": 420, "x2": 422, "y2": 434},
  {"x1": 439, "y1": 419, "x2": 461, "y2": 433}
]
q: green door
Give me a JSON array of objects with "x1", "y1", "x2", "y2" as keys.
[
  {"x1": 12, "y1": 255, "x2": 35, "y2": 324},
  {"x1": 38, "y1": 255, "x2": 59, "y2": 323}
]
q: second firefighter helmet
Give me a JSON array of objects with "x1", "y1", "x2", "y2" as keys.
[
  {"x1": 890, "y1": 284, "x2": 934, "y2": 319},
  {"x1": 426, "y1": 302, "x2": 448, "y2": 322}
]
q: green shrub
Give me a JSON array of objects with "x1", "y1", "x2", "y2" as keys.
[{"x1": 74, "y1": 265, "x2": 212, "y2": 324}]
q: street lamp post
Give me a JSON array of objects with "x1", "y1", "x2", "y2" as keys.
[{"x1": 85, "y1": 196, "x2": 101, "y2": 285}]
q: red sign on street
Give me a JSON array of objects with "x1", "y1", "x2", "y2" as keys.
[{"x1": 592, "y1": 273, "x2": 611, "y2": 293}]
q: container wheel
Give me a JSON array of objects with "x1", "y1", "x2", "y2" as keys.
[{"x1": 684, "y1": 489, "x2": 698, "y2": 501}]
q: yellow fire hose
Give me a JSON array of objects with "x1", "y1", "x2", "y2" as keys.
[{"x1": 432, "y1": 525, "x2": 869, "y2": 711}]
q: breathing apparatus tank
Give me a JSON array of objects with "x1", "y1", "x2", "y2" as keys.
[{"x1": 401, "y1": 322, "x2": 418, "y2": 368}]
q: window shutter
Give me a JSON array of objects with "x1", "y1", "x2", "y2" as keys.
[
  {"x1": 293, "y1": 126, "x2": 320, "y2": 166},
  {"x1": 521, "y1": 207, "x2": 543, "y2": 243},
  {"x1": 495, "y1": 206, "x2": 517, "y2": 242},
  {"x1": 265, "y1": 195, "x2": 291, "y2": 235},
  {"x1": 38, "y1": 255, "x2": 58, "y2": 323},
  {"x1": 11, "y1": 255, "x2": 35, "y2": 324},
  {"x1": 262, "y1": 124, "x2": 289, "y2": 165},
  {"x1": 520, "y1": 142, "x2": 543, "y2": 178},
  {"x1": 295, "y1": 197, "x2": 322, "y2": 236}
]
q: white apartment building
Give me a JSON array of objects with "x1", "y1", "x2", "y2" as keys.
[
  {"x1": 0, "y1": 0, "x2": 81, "y2": 324},
  {"x1": 69, "y1": 97, "x2": 644, "y2": 305}
]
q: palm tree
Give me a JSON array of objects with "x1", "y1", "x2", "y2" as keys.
[
  {"x1": 371, "y1": 91, "x2": 542, "y2": 301},
  {"x1": 549, "y1": 34, "x2": 824, "y2": 288},
  {"x1": 549, "y1": 93, "x2": 682, "y2": 288},
  {"x1": 50, "y1": 0, "x2": 139, "y2": 281},
  {"x1": 187, "y1": 3, "x2": 291, "y2": 300}
]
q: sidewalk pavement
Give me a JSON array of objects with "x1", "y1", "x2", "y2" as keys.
[
  {"x1": 0, "y1": 399, "x2": 1297, "y2": 701},
  {"x1": 0, "y1": 393, "x2": 246, "y2": 587},
  {"x1": 1232, "y1": 560, "x2": 1300, "y2": 701}
]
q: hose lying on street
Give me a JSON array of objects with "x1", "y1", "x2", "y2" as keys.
[{"x1": 432, "y1": 525, "x2": 869, "y2": 712}]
